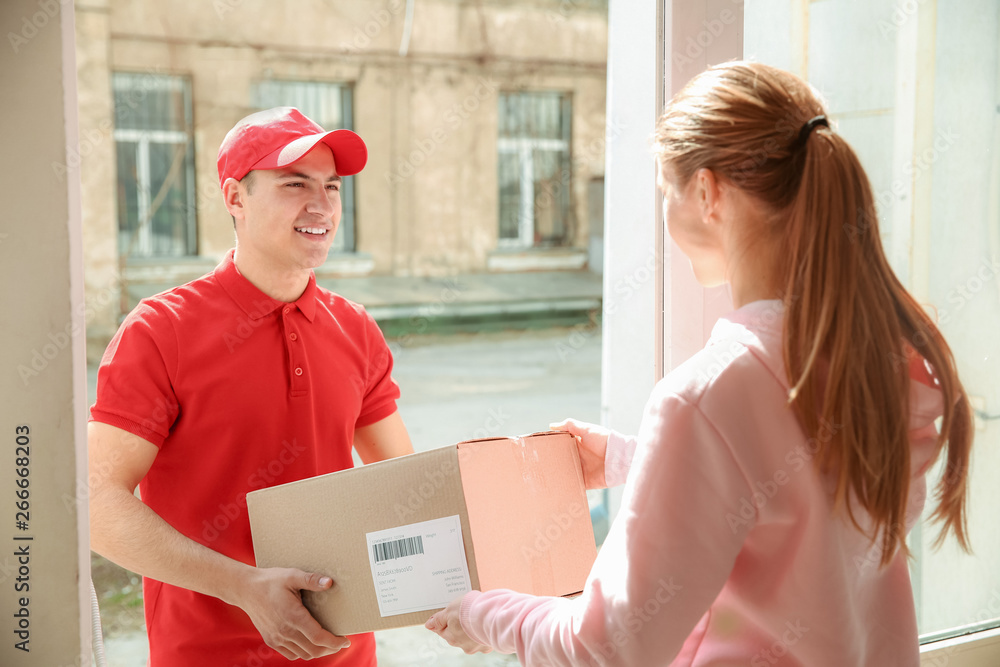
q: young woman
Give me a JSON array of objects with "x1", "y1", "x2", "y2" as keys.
[{"x1": 426, "y1": 61, "x2": 973, "y2": 665}]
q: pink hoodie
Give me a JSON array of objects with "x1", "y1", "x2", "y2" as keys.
[{"x1": 459, "y1": 300, "x2": 942, "y2": 666}]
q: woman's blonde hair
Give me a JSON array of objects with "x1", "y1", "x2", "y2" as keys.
[{"x1": 654, "y1": 61, "x2": 972, "y2": 565}]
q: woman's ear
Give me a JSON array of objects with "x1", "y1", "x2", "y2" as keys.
[{"x1": 694, "y1": 168, "x2": 722, "y2": 226}]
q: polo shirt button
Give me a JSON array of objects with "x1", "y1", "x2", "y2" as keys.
[
  {"x1": 289, "y1": 333, "x2": 298, "y2": 341},
  {"x1": 294, "y1": 367, "x2": 303, "y2": 376},
  {"x1": 283, "y1": 307, "x2": 291, "y2": 315}
]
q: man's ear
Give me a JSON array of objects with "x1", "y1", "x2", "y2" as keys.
[{"x1": 222, "y1": 177, "x2": 245, "y2": 222}]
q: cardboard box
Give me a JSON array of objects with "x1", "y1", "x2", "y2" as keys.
[{"x1": 247, "y1": 431, "x2": 598, "y2": 636}]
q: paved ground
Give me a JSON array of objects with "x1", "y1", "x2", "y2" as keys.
[{"x1": 94, "y1": 326, "x2": 602, "y2": 666}]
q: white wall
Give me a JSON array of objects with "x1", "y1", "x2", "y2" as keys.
[
  {"x1": 602, "y1": 0, "x2": 742, "y2": 518},
  {"x1": 602, "y1": 0, "x2": 659, "y2": 438}
]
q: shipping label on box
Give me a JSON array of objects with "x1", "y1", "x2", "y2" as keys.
[
  {"x1": 365, "y1": 515, "x2": 472, "y2": 616},
  {"x1": 247, "y1": 431, "x2": 597, "y2": 636}
]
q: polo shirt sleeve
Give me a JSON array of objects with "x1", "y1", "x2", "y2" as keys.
[
  {"x1": 89, "y1": 301, "x2": 180, "y2": 447},
  {"x1": 355, "y1": 313, "x2": 401, "y2": 428}
]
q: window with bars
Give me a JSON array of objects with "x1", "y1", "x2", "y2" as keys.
[
  {"x1": 113, "y1": 72, "x2": 197, "y2": 258},
  {"x1": 251, "y1": 80, "x2": 357, "y2": 253},
  {"x1": 498, "y1": 92, "x2": 573, "y2": 248}
]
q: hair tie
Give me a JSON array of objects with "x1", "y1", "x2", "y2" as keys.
[{"x1": 793, "y1": 115, "x2": 829, "y2": 150}]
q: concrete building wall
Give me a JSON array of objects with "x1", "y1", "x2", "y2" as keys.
[
  {"x1": 75, "y1": 0, "x2": 608, "y2": 360},
  {"x1": 76, "y1": 0, "x2": 122, "y2": 361}
]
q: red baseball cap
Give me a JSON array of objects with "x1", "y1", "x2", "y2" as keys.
[{"x1": 216, "y1": 106, "x2": 367, "y2": 187}]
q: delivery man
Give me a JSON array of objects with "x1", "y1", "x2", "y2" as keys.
[{"x1": 89, "y1": 107, "x2": 413, "y2": 666}]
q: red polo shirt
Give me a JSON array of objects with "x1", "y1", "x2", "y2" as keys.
[{"x1": 91, "y1": 250, "x2": 399, "y2": 667}]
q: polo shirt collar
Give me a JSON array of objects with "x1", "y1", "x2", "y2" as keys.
[
  {"x1": 296, "y1": 274, "x2": 318, "y2": 321},
  {"x1": 216, "y1": 249, "x2": 318, "y2": 323}
]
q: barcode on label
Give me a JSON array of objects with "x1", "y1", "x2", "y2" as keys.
[{"x1": 373, "y1": 535, "x2": 425, "y2": 563}]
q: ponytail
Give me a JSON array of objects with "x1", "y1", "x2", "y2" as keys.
[
  {"x1": 654, "y1": 61, "x2": 973, "y2": 565},
  {"x1": 782, "y1": 129, "x2": 972, "y2": 564}
]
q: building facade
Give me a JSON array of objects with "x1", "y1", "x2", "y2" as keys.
[{"x1": 75, "y1": 0, "x2": 609, "y2": 360}]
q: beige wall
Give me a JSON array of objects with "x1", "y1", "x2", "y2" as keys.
[
  {"x1": 77, "y1": 0, "x2": 121, "y2": 361},
  {"x1": 1, "y1": 0, "x2": 90, "y2": 663},
  {"x1": 76, "y1": 0, "x2": 608, "y2": 357}
]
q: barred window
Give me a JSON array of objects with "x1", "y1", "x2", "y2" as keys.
[
  {"x1": 113, "y1": 72, "x2": 197, "y2": 258},
  {"x1": 498, "y1": 92, "x2": 573, "y2": 248}
]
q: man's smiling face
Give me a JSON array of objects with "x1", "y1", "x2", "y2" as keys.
[{"x1": 236, "y1": 143, "x2": 342, "y2": 273}]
